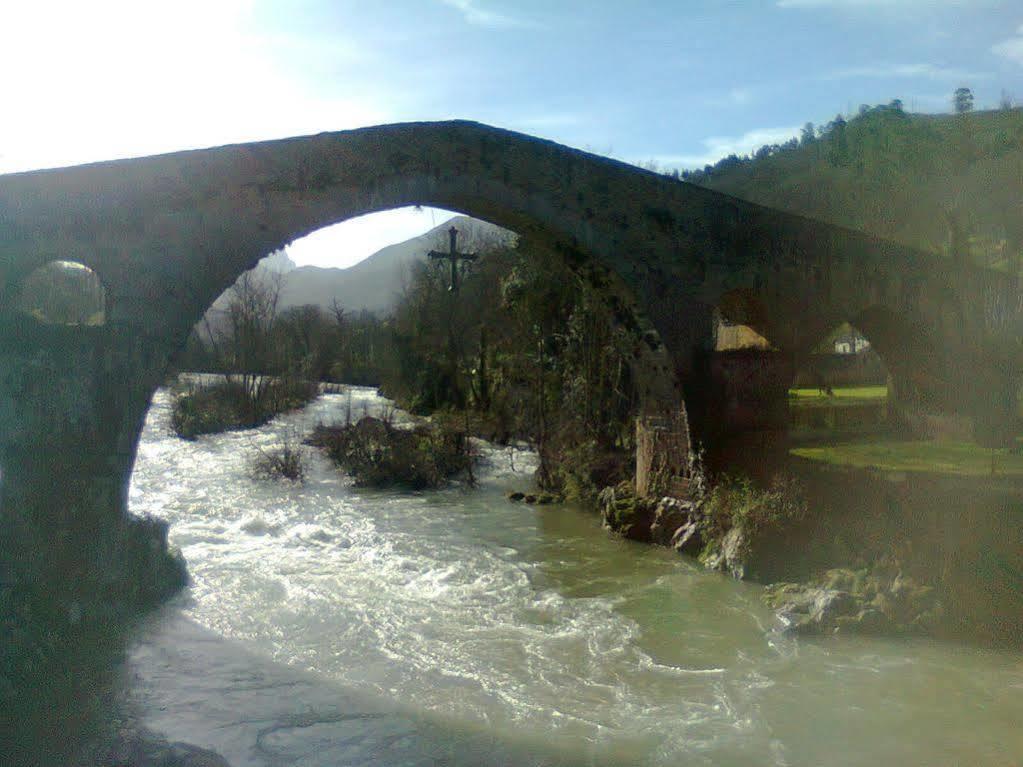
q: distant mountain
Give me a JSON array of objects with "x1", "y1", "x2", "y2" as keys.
[
  {"x1": 198, "y1": 216, "x2": 515, "y2": 331},
  {"x1": 278, "y1": 216, "x2": 514, "y2": 315}
]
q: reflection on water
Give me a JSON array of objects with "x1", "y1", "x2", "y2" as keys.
[{"x1": 4, "y1": 387, "x2": 1023, "y2": 766}]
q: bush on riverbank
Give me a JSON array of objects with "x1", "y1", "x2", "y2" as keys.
[
  {"x1": 308, "y1": 416, "x2": 475, "y2": 489},
  {"x1": 171, "y1": 378, "x2": 318, "y2": 439},
  {"x1": 701, "y1": 474, "x2": 807, "y2": 545}
]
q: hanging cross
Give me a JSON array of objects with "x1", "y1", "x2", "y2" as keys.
[{"x1": 428, "y1": 226, "x2": 477, "y2": 292}]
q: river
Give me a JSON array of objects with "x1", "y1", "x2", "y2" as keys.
[{"x1": 116, "y1": 386, "x2": 1023, "y2": 766}]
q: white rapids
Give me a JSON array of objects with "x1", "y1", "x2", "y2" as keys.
[{"x1": 125, "y1": 387, "x2": 1023, "y2": 767}]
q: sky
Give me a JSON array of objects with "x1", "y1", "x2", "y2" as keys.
[{"x1": 2, "y1": 0, "x2": 1021, "y2": 268}]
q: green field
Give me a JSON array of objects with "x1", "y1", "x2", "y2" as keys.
[
  {"x1": 791, "y1": 439, "x2": 1023, "y2": 478},
  {"x1": 788, "y1": 386, "x2": 887, "y2": 409}
]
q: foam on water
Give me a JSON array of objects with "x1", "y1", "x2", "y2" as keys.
[{"x1": 130, "y1": 386, "x2": 1023, "y2": 766}]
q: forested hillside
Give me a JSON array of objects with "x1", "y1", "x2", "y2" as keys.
[{"x1": 681, "y1": 99, "x2": 1023, "y2": 271}]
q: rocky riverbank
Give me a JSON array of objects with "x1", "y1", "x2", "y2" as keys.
[
  {"x1": 764, "y1": 568, "x2": 944, "y2": 636},
  {"x1": 597, "y1": 475, "x2": 807, "y2": 582},
  {"x1": 597, "y1": 464, "x2": 1023, "y2": 643}
]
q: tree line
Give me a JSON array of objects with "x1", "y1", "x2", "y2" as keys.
[
  {"x1": 176, "y1": 266, "x2": 391, "y2": 389},
  {"x1": 175, "y1": 238, "x2": 649, "y2": 499},
  {"x1": 673, "y1": 90, "x2": 1023, "y2": 272},
  {"x1": 383, "y1": 237, "x2": 645, "y2": 497}
]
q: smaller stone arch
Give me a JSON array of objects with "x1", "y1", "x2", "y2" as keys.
[
  {"x1": 849, "y1": 306, "x2": 941, "y2": 405},
  {"x1": 714, "y1": 288, "x2": 774, "y2": 352},
  {"x1": 789, "y1": 319, "x2": 891, "y2": 439},
  {"x1": 14, "y1": 260, "x2": 106, "y2": 326}
]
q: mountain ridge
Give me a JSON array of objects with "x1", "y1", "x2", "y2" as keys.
[{"x1": 276, "y1": 215, "x2": 515, "y2": 315}]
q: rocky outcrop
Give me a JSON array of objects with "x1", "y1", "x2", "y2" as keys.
[
  {"x1": 765, "y1": 568, "x2": 944, "y2": 636},
  {"x1": 698, "y1": 526, "x2": 751, "y2": 580},
  {"x1": 597, "y1": 481, "x2": 778, "y2": 579},
  {"x1": 598, "y1": 482, "x2": 704, "y2": 554}
]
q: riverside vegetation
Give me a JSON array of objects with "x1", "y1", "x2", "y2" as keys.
[
  {"x1": 307, "y1": 400, "x2": 477, "y2": 490},
  {"x1": 171, "y1": 377, "x2": 318, "y2": 439},
  {"x1": 169, "y1": 270, "x2": 322, "y2": 439},
  {"x1": 308, "y1": 418, "x2": 474, "y2": 489}
]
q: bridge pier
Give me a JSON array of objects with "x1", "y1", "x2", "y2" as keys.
[
  {"x1": 686, "y1": 349, "x2": 794, "y2": 474},
  {"x1": 642, "y1": 296, "x2": 795, "y2": 472},
  {"x1": 0, "y1": 317, "x2": 185, "y2": 622}
]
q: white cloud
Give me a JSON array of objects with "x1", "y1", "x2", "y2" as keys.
[
  {"x1": 993, "y1": 24, "x2": 1023, "y2": 65},
  {"x1": 438, "y1": 0, "x2": 535, "y2": 29},
  {"x1": 820, "y1": 63, "x2": 987, "y2": 82},
  {"x1": 643, "y1": 126, "x2": 802, "y2": 171}
]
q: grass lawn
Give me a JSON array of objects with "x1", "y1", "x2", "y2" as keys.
[
  {"x1": 791, "y1": 439, "x2": 1023, "y2": 478},
  {"x1": 788, "y1": 385, "x2": 887, "y2": 409}
]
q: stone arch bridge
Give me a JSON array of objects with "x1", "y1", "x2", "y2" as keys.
[{"x1": 1, "y1": 120, "x2": 1021, "y2": 540}]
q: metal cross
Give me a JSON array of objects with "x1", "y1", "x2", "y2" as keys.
[{"x1": 428, "y1": 226, "x2": 477, "y2": 292}]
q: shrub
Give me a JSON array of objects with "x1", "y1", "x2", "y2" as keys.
[
  {"x1": 308, "y1": 416, "x2": 475, "y2": 489},
  {"x1": 703, "y1": 474, "x2": 808, "y2": 540},
  {"x1": 253, "y1": 441, "x2": 306, "y2": 481},
  {"x1": 544, "y1": 438, "x2": 631, "y2": 503},
  {"x1": 171, "y1": 377, "x2": 318, "y2": 439}
]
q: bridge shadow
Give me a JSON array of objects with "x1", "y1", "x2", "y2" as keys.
[{"x1": 1, "y1": 599, "x2": 633, "y2": 767}]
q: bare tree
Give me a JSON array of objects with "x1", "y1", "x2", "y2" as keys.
[
  {"x1": 222, "y1": 269, "x2": 284, "y2": 404},
  {"x1": 330, "y1": 298, "x2": 346, "y2": 330}
]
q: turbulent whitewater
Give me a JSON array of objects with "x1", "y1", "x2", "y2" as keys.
[{"x1": 127, "y1": 387, "x2": 1023, "y2": 766}]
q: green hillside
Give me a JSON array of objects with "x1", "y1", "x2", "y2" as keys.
[{"x1": 681, "y1": 101, "x2": 1023, "y2": 271}]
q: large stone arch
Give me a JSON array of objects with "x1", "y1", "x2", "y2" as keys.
[
  {"x1": 1, "y1": 119, "x2": 1021, "y2": 541},
  {"x1": 0, "y1": 122, "x2": 706, "y2": 535}
]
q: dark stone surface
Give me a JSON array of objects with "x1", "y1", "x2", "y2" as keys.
[{"x1": 669, "y1": 518, "x2": 703, "y2": 556}]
